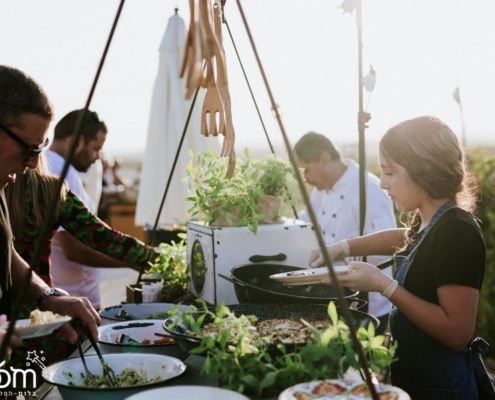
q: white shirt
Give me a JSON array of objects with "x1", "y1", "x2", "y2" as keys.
[
  {"x1": 80, "y1": 159, "x2": 103, "y2": 209},
  {"x1": 299, "y1": 159, "x2": 396, "y2": 318},
  {"x1": 45, "y1": 150, "x2": 101, "y2": 308}
]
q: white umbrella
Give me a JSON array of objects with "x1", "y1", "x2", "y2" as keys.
[{"x1": 135, "y1": 11, "x2": 220, "y2": 227}]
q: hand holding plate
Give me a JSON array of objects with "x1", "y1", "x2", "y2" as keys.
[{"x1": 321, "y1": 261, "x2": 393, "y2": 294}]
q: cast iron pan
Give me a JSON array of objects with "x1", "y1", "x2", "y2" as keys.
[
  {"x1": 218, "y1": 264, "x2": 360, "y2": 305},
  {"x1": 162, "y1": 303, "x2": 379, "y2": 355}
]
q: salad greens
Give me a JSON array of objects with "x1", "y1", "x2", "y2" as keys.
[{"x1": 167, "y1": 300, "x2": 397, "y2": 397}]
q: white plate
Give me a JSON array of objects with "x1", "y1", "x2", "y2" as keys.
[
  {"x1": 4, "y1": 316, "x2": 71, "y2": 339},
  {"x1": 98, "y1": 320, "x2": 174, "y2": 347},
  {"x1": 269, "y1": 266, "x2": 349, "y2": 286},
  {"x1": 125, "y1": 385, "x2": 250, "y2": 400},
  {"x1": 278, "y1": 379, "x2": 410, "y2": 399}
]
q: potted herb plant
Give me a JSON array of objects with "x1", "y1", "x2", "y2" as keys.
[
  {"x1": 184, "y1": 148, "x2": 296, "y2": 233},
  {"x1": 143, "y1": 233, "x2": 189, "y2": 302}
]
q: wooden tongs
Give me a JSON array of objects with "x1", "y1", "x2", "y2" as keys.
[
  {"x1": 180, "y1": 0, "x2": 203, "y2": 99},
  {"x1": 199, "y1": 0, "x2": 228, "y2": 139},
  {"x1": 212, "y1": 0, "x2": 236, "y2": 178}
]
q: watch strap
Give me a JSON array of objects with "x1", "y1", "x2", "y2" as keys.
[{"x1": 36, "y1": 288, "x2": 69, "y2": 308}]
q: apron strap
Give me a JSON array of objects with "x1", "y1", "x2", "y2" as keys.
[{"x1": 470, "y1": 337, "x2": 495, "y2": 399}]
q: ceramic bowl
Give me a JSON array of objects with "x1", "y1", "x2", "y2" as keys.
[
  {"x1": 278, "y1": 379, "x2": 410, "y2": 400},
  {"x1": 42, "y1": 353, "x2": 186, "y2": 400},
  {"x1": 99, "y1": 303, "x2": 191, "y2": 322},
  {"x1": 124, "y1": 385, "x2": 250, "y2": 400},
  {"x1": 98, "y1": 319, "x2": 188, "y2": 360}
]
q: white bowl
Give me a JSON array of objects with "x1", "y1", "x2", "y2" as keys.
[
  {"x1": 42, "y1": 353, "x2": 186, "y2": 400},
  {"x1": 124, "y1": 385, "x2": 250, "y2": 400},
  {"x1": 99, "y1": 303, "x2": 191, "y2": 322},
  {"x1": 278, "y1": 379, "x2": 410, "y2": 399},
  {"x1": 97, "y1": 319, "x2": 188, "y2": 360}
]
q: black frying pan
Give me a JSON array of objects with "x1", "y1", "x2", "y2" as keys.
[
  {"x1": 162, "y1": 303, "x2": 379, "y2": 355},
  {"x1": 218, "y1": 263, "x2": 360, "y2": 305}
]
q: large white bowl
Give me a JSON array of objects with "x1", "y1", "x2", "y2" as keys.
[
  {"x1": 278, "y1": 379, "x2": 410, "y2": 400},
  {"x1": 42, "y1": 353, "x2": 186, "y2": 400},
  {"x1": 124, "y1": 385, "x2": 250, "y2": 400},
  {"x1": 98, "y1": 319, "x2": 188, "y2": 360}
]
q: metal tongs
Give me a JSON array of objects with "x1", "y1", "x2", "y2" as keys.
[{"x1": 73, "y1": 319, "x2": 119, "y2": 388}]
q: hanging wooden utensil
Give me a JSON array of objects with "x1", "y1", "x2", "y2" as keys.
[
  {"x1": 213, "y1": 1, "x2": 235, "y2": 176},
  {"x1": 181, "y1": 0, "x2": 204, "y2": 99},
  {"x1": 200, "y1": 0, "x2": 227, "y2": 136}
]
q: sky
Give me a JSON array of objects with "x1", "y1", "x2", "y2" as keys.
[{"x1": 1, "y1": 0, "x2": 494, "y2": 162}]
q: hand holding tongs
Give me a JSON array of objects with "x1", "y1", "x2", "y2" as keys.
[{"x1": 73, "y1": 319, "x2": 119, "y2": 388}]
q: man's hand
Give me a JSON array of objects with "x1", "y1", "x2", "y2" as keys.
[
  {"x1": 40, "y1": 296, "x2": 100, "y2": 343},
  {"x1": 309, "y1": 242, "x2": 345, "y2": 268},
  {"x1": 321, "y1": 261, "x2": 393, "y2": 293},
  {"x1": 0, "y1": 314, "x2": 22, "y2": 357}
]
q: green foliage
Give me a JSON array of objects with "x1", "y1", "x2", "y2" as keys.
[
  {"x1": 145, "y1": 233, "x2": 188, "y2": 301},
  {"x1": 168, "y1": 300, "x2": 396, "y2": 397},
  {"x1": 469, "y1": 148, "x2": 495, "y2": 356},
  {"x1": 184, "y1": 149, "x2": 296, "y2": 233}
]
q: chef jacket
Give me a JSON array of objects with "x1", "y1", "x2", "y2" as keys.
[{"x1": 299, "y1": 159, "x2": 396, "y2": 318}]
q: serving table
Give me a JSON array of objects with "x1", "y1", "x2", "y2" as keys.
[
  {"x1": 30, "y1": 347, "x2": 286, "y2": 400},
  {"x1": 29, "y1": 315, "x2": 375, "y2": 400},
  {"x1": 30, "y1": 345, "x2": 372, "y2": 400}
]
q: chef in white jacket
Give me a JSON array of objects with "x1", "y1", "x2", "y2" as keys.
[{"x1": 295, "y1": 132, "x2": 396, "y2": 334}]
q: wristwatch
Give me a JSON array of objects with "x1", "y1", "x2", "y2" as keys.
[{"x1": 36, "y1": 287, "x2": 70, "y2": 308}]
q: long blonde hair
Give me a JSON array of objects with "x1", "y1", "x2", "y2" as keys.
[
  {"x1": 4, "y1": 154, "x2": 66, "y2": 240},
  {"x1": 379, "y1": 116, "x2": 477, "y2": 236}
]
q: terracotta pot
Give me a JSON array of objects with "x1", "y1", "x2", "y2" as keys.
[{"x1": 210, "y1": 195, "x2": 282, "y2": 227}]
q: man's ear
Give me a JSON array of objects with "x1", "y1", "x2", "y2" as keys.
[
  {"x1": 75, "y1": 135, "x2": 85, "y2": 151},
  {"x1": 319, "y1": 152, "x2": 332, "y2": 165}
]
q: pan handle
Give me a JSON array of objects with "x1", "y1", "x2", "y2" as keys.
[
  {"x1": 349, "y1": 298, "x2": 368, "y2": 311},
  {"x1": 217, "y1": 273, "x2": 246, "y2": 287},
  {"x1": 248, "y1": 253, "x2": 287, "y2": 263},
  {"x1": 376, "y1": 259, "x2": 394, "y2": 270}
]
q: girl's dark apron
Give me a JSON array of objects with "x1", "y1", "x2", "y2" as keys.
[{"x1": 390, "y1": 200, "x2": 495, "y2": 400}]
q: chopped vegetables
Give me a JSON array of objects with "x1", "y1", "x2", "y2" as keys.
[{"x1": 64, "y1": 367, "x2": 162, "y2": 388}]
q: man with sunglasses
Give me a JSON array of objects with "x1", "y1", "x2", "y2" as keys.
[{"x1": 0, "y1": 66, "x2": 100, "y2": 352}]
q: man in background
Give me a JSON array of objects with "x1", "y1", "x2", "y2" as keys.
[
  {"x1": 45, "y1": 110, "x2": 114, "y2": 309},
  {"x1": 295, "y1": 131, "x2": 396, "y2": 334}
]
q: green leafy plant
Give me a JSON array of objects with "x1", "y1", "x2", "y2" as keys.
[
  {"x1": 167, "y1": 300, "x2": 396, "y2": 397},
  {"x1": 469, "y1": 148, "x2": 495, "y2": 357},
  {"x1": 145, "y1": 233, "x2": 188, "y2": 301},
  {"x1": 184, "y1": 148, "x2": 296, "y2": 233}
]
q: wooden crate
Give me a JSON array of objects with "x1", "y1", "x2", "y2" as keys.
[{"x1": 108, "y1": 203, "x2": 145, "y2": 242}]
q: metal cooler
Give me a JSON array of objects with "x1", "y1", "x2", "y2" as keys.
[{"x1": 187, "y1": 218, "x2": 318, "y2": 305}]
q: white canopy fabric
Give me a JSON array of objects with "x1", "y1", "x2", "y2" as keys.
[{"x1": 135, "y1": 12, "x2": 220, "y2": 227}]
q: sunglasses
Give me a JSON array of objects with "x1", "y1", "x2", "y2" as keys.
[{"x1": 0, "y1": 122, "x2": 50, "y2": 160}]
